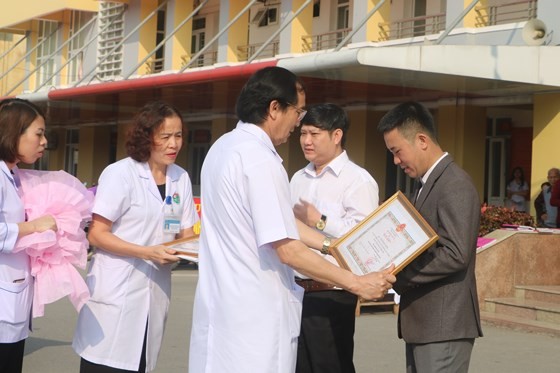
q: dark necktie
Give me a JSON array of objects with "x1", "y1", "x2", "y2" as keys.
[{"x1": 413, "y1": 179, "x2": 423, "y2": 204}]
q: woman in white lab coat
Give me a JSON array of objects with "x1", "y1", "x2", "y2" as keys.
[
  {"x1": 73, "y1": 102, "x2": 199, "y2": 373},
  {"x1": 0, "y1": 98, "x2": 57, "y2": 373}
]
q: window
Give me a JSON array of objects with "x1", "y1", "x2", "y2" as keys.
[
  {"x1": 36, "y1": 20, "x2": 58, "y2": 87},
  {"x1": 97, "y1": 1, "x2": 125, "y2": 80},
  {"x1": 68, "y1": 11, "x2": 94, "y2": 84},
  {"x1": 153, "y1": 4, "x2": 166, "y2": 73},
  {"x1": 313, "y1": 0, "x2": 321, "y2": 17},
  {"x1": 252, "y1": 6, "x2": 278, "y2": 27},
  {"x1": 191, "y1": 17, "x2": 206, "y2": 67},
  {"x1": 65, "y1": 129, "x2": 79, "y2": 176}
]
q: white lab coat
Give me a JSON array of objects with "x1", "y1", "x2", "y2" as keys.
[
  {"x1": 189, "y1": 122, "x2": 304, "y2": 373},
  {"x1": 72, "y1": 158, "x2": 198, "y2": 372},
  {"x1": 0, "y1": 162, "x2": 33, "y2": 343}
]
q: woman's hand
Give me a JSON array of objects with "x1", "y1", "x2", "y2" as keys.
[
  {"x1": 32, "y1": 215, "x2": 57, "y2": 232},
  {"x1": 144, "y1": 245, "x2": 180, "y2": 265}
]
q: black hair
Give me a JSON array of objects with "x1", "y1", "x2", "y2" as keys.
[
  {"x1": 235, "y1": 66, "x2": 305, "y2": 125},
  {"x1": 126, "y1": 101, "x2": 184, "y2": 162},
  {"x1": 377, "y1": 101, "x2": 438, "y2": 145},
  {"x1": 301, "y1": 103, "x2": 349, "y2": 147},
  {"x1": 0, "y1": 98, "x2": 45, "y2": 163}
]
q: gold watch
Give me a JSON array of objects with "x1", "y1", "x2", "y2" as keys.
[
  {"x1": 320, "y1": 237, "x2": 331, "y2": 255},
  {"x1": 315, "y1": 214, "x2": 327, "y2": 231}
]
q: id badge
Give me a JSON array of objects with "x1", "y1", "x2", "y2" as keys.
[{"x1": 164, "y1": 217, "x2": 181, "y2": 234}]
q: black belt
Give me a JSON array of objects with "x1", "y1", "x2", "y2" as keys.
[{"x1": 295, "y1": 278, "x2": 338, "y2": 292}]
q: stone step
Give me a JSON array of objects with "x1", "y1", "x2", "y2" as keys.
[
  {"x1": 515, "y1": 285, "x2": 560, "y2": 304},
  {"x1": 484, "y1": 297, "x2": 560, "y2": 325},
  {"x1": 480, "y1": 311, "x2": 560, "y2": 338}
]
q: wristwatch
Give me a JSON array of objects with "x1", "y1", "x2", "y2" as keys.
[
  {"x1": 320, "y1": 237, "x2": 331, "y2": 255},
  {"x1": 315, "y1": 214, "x2": 327, "y2": 231}
]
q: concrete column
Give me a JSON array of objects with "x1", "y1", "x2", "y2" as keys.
[
  {"x1": 447, "y1": 0, "x2": 489, "y2": 28},
  {"x1": 166, "y1": 0, "x2": 193, "y2": 70},
  {"x1": 137, "y1": 0, "x2": 158, "y2": 74},
  {"x1": 531, "y1": 93, "x2": 560, "y2": 213},
  {"x1": 352, "y1": 0, "x2": 390, "y2": 43},
  {"x1": 217, "y1": 1, "x2": 249, "y2": 63},
  {"x1": 437, "y1": 103, "x2": 486, "y2": 199},
  {"x1": 77, "y1": 126, "x2": 112, "y2": 186},
  {"x1": 278, "y1": 0, "x2": 313, "y2": 54}
]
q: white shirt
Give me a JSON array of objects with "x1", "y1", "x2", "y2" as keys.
[
  {"x1": 290, "y1": 150, "x2": 379, "y2": 273},
  {"x1": 73, "y1": 157, "x2": 198, "y2": 372},
  {"x1": 189, "y1": 121, "x2": 304, "y2": 373},
  {"x1": 0, "y1": 162, "x2": 33, "y2": 343}
]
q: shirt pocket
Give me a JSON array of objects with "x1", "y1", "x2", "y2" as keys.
[
  {"x1": 0, "y1": 276, "x2": 32, "y2": 324},
  {"x1": 86, "y1": 253, "x2": 134, "y2": 306}
]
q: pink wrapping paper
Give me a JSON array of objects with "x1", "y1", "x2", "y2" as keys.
[{"x1": 14, "y1": 169, "x2": 94, "y2": 317}]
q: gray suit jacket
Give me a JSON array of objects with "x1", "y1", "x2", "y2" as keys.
[{"x1": 395, "y1": 154, "x2": 483, "y2": 343}]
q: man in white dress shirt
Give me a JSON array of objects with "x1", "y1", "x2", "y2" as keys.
[
  {"x1": 189, "y1": 67, "x2": 395, "y2": 373},
  {"x1": 290, "y1": 103, "x2": 379, "y2": 373}
]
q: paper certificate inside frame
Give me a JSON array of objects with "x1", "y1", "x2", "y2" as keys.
[
  {"x1": 163, "y1": 234, "x2": 200, "y2": 262},
  {"x1": 330, "y1": 191, "x2": 438, "y2": 275}
]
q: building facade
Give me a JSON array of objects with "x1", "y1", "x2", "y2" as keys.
[{"x1": 1, "y1": 0, "x2": 559, "y2": 215}]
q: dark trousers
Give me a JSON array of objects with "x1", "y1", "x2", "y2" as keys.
[
  {"x1": 296, "y1": 290, "x2": 358, "y2": 373},
  {"x1": 405, "y1": 338, "x2": 475, "y2": 373},
  {"x1": 0, "y1": 339, "x2": 25, "y2": 373}
]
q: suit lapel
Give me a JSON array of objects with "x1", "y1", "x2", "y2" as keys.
[{"x1": 415, "y1": 154, "x2": 454, "y2": 209}]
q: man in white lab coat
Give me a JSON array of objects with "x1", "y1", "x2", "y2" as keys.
[{"x1": 189, "y1": 67, "x2": 395, "y2": 373}]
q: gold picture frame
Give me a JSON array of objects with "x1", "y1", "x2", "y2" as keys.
[
  {"x1": 163, "y1": 234, "x2": 200, "y2": 262},
  {"x1": 330, "y1": 191, "x2": 438, "y2": 275}
]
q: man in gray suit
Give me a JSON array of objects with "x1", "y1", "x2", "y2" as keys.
[{"x1": 377, "y1": 102, "x2": 483, "y2": 373}]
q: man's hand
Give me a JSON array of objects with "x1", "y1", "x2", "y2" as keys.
[
  {"x1": 293, "y1": 198, "x2": 321, "y2": 228},
  {"x1": 351, "y1": 265, "x2": 396, "y2": 301}
]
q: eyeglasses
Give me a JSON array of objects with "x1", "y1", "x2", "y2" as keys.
[{"x1": 286, "y1": 102, "x2": 307, "y2": 123}]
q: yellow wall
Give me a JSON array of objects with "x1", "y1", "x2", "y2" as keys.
[
  {"x1": 0, "y1": 0, "x2": 98, "y2": 30},
  {"x1": 138, "y1": 0, "x2": 158, "y2": 74},
  {"x1": 77, "y1": 126, "x2": 112, "y2": 186},
  {"x1": 437, "y1": 104, "x2": 486, "y2": 199},
  {"x1": 531, "y1": 93, "x2": 560, "y2": 214},
  {"x1": 47, "y1": 128, "x2": 66, "y2": 171},
  {"x1": 169, "y1": 0, "x2": 193, "y2": 70},
  {"x1": 366, "y1": 0, "x2": 391, "y2": 42},
  {"x1": 464, "y1": 0, "x2": 489, "y2": 28},
  {"x1": 224, "y1": 1, "x2": 249, "y2": 62},
  {"x1": 362, "y1": 110, "x2": 387, "y2": 199},
  {"x1": 287, "y1": 0, "x2": 313, "y2": 53},
  {"x1": 0, "y1": 33, "x2": 26, "y2": 96}
]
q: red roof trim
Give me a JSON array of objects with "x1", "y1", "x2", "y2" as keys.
[{"x1": 48, "y1": 61, "x2": 277, "y2": 100}]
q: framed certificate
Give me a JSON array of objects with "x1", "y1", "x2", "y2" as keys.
[
  {"x1": 163, "y1": 234, "x2": 200, "y2": 262},
  {"x1": 330, "y1": 191, "x2": 438, "y2": 275}
]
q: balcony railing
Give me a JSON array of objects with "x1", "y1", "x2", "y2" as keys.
[
  {"x1": 145, "y1": 57, "x2": 164, "y2": 74},
  {"x1": 237, "y1": 40, "x2": 279, "y2": 61},
  {"x1": 302, "y1": 28, "x2": 351, "y2": 52},
  {"x1": 181, "y1": 50, "x2": 217, "y2": 69},
  {"x1": 378, "y1": 13, "x2": 446, "y2": 41},
  {"x1": 475, "y1": 0, "x2": 537, "y2": 27}
]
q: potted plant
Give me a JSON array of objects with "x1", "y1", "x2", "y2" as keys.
[{"x1": 479, "y1": 204, "x2": 534, "y2": 237}]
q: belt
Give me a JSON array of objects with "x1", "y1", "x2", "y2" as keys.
[{"x1": 295, "y1": 278, "x2": 338, "y2": 292}]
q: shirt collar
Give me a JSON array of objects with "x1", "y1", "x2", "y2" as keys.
[
  {"x1": 304, "y1": 150, "x2": 348, "y2": 177},
  {"x1": 236, "y1": 121, "x2": 283, "y2": 163},
  {"x1": 421, "y1": 152, "x2": 448, "y2": 185},
  {"x1": 1, "y1": 161, "x2": 18, "y2": 188}
]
